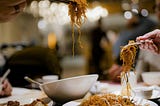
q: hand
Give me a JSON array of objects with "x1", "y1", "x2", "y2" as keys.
[
  {"x1": 0, "y1": 79, "x2": 12, "y2": 97},
  {"x1": 108, "y1": 64, "x2": 122, "y2": 82},
  {"x1": 0, "y1": 0, "x2": 27, "y2": 22},
  {"x1": 136, "y1": 29, "x2": 160, "y2": 54}
]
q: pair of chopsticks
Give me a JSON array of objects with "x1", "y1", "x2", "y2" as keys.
[
  {"x1": 126, "y1": 42, "x2": 141, "y2": 46},
  {"x1": 0, "y1": 69, "x2": 10, "y2": 85},
  {"x1": 123, "y1": 41, "x2": 145, "y2": 48}
]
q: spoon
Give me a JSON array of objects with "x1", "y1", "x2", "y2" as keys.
[
  {"x1": 24, "y1": 76, "x2": 53, "y2": 103},
  {"x1": 0, "y1": 69, "x2": 11, "y2": 84},
  {"x1": 24, "y1": 76, "x2": 41, "y2": 86}
]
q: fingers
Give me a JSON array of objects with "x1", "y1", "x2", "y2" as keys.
[
  {"x1": 18, "y1": 1, "x2": 27, "y2": 11},
  {"x1": 108, "y1": 64, "x2": 119, "y2": 75},
  {"x1": 0, "y1": 1, "x2": 26, "y2": 22},
  {"x1": 139, "y1": 40, "x2": 159, "y2": 54},
  {"x1": 0, "y1": 0, "x2": 26, "y2": 7},
  {"x1": 111, "y1": 69, "x2": 121, "y2": 82},
  {"x1": 136, "y1": 29, "x2": 159, "y2": 41},
  {"x1": 108, "y1": 64, "x2": 122, "y2": 82},
  {"x1": 0, "y1": 6, "x2": 19, "y2": 22},
  {"x1": 0, "y1": 79, "x2": 12, "y2": 96},
  {"x1": 0, "y1": 0, "x2": 27, "y2": 14},
  {"x1": 136, "y1": 29, "x2": 160, "y2": 43},
  {"x1": 11, "y1": 1, "x2": 27, "y2": 14},
  {"x1": 136, "y1": 29, "x2": 160, "y2": 54}
]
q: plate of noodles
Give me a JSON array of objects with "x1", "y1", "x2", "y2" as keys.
[{"x1": 63, "y1": 93, "x2": 158, "y2": 106}]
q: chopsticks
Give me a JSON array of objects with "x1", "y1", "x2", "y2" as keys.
[
  {"x1": 123, "y1": 41, "x2": 145, "y2": 48},
  {"x1": 125, "y1": 42, "x2": 141, "y2": 46},
  {"x1": 0, "y1": 69, "x2": 10, "y2": 84},
  {"x1": 24, "y1": 76, "x2": 41, "y2": 85}
]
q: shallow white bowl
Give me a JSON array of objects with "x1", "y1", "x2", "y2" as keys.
[
  {"x1": 141, "y1": 72, "x2": 160, "y2": 85},
  {"x1": 40, "y1": 74, "x2": 98, "y2": 104}
]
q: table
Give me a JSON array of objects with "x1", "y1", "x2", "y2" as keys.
[
  {"x1": 0, "y1": 87, "x2": 49, "y2": 105},
  {"x1": 0, "y1": 82, "x2": 159, "y2": 106}
]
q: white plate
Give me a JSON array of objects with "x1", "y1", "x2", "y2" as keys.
[
  {"x1": 63, "y1": 101, "x2": 81, "y2": 106},
  {"x1": 0, "y1": 87, "x2": 45, "y2": 105},
  {"x1": 63, "y1": 97, "x2": 158, "y2": 106},
  {"x1": 63, "y1": 100, "x2": 158, "y2": 106}
]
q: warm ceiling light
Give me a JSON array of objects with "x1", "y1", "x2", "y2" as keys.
[
  {"x1": 124, "y1": 11, "x2": 132, "y2": 19},
  {"x1": 141, "y1": 9, "x2": 149, "y2": 17}
]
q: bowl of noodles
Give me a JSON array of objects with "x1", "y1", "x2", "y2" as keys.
[{"x1": 40, "y1": 74, "x2": 98, "y2": 104}]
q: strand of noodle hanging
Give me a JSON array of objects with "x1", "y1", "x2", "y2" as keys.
[
  {"x1": 68, "y1": 0, "x2": 87, "y2": 56},
  {"x1": 120, "y1": 40, "x2": 138, "y2": 97}
]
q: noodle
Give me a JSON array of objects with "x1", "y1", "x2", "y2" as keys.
[
  {"x1": 68, "y1": 0, "x2": 87, "y2": 56},
  {"x1": 80, "y1": 93, "x2": 135, "y2": 106},
  {"x1": 81, "y1": 41, "x2": 150, "y2": 106},
  {"x1": 120, "y1": 40, "x2": 138, "y2": 96}
]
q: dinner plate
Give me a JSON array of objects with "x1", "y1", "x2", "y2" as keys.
[
  {"x1": 0, "y1": 87, "x2": 46, "y2": 105},
  {"x1": 63, "y1": 98, "x2": 158, "y2": 106}
]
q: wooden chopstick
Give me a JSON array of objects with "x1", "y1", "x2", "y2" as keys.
[{"x1": 0, "y1": 69, "x2": 10, "y2": 84}]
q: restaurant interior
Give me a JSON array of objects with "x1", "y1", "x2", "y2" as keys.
[
  {"x1": 0, "y1": 0, "x2": 157, "y2": 78},
  {"x1": 0, "y1": 0, "x2": 160, "y2": 105}
]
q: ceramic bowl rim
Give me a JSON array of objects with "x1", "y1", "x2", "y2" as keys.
[{"x1": 41, "y1": 74, "x2": 98, "y2": 85}]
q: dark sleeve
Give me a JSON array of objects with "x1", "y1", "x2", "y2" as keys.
[{"x1": 128, "y1": 18, "x2": 157, "y2": 40}]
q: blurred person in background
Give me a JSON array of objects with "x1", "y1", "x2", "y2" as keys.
[
  {"x1": 135, "y1": 0, "x2": 160, "y2": 82},
  {"x1": 87, "y1": 18, "x2": 113, "y2": 80},
  {"x1": 108, "y1": 12, "x2": 157, "y2": 82},
  {"x1": 2, "y1": 46, "x2": 62, "y2": 87},
  {"x1": 0, "y1": 0, "x2": 26, "y2": 96}
]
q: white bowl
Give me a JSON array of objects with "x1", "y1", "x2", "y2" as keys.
[
  {"x1": 40, "y1": 74, "x2": 98, "y2": 104},
  {"x1": 141, "y1": 72, "x2": 160, "y2": 85},
  {"x1": 42, "y1": 75, "x2": 59, "y2": 83},
  {"x1": 133, "y1": 87, "x2": 153, "y2": 99}
]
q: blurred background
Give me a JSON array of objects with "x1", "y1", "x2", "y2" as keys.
[{"x1": 0, "y1": 0, "x2": 158, "y2": 81}]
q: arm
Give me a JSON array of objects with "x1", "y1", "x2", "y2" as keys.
[{"x1": 0, "y1": 0, "x2": 26, "y2": 22}]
